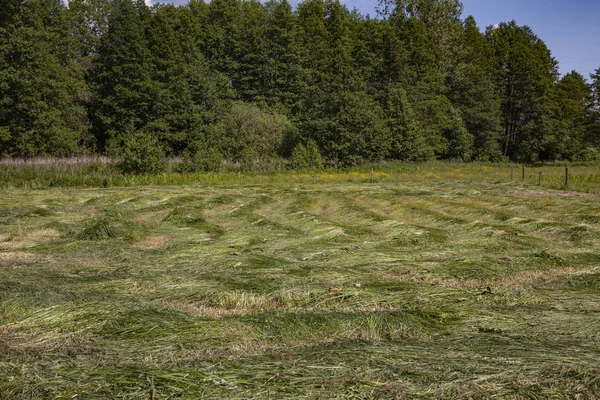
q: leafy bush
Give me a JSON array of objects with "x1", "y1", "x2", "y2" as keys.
[
  {"x1": 291, "y1": 139, "x2": 324, "y2": 170},
  {"x1": 238, "y1": 148, "x2": 285, "y2": 172},
  {"x1": 221, "y1": 101, "x2": 296, "y2": 162},
  {"x1": 577, "y1": 146, "x2": 600, "y2": 162},
  {"x1": 117, "y1": 126, "x2": 168, "y2": 175},
  {"x1": 180, "y1": 141, "x2": 222, "y2": 173}
]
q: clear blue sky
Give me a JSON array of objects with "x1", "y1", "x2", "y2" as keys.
[
  {"x1": 460, "y1": 0, "x2": 600, "y2": 78},
  {"x1": 158, "y1": 0, "x2": 600, "y2": 78}
]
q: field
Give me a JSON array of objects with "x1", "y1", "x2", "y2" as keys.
[{"x1": 1, "y1": 163, "x2": 600, "y2": 398}]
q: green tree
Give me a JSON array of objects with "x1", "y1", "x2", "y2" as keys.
[
  {"x1": 487, "y1": 21, "x2": 558, "y2": 161},
  {"x1": 180, "y1": 140, "x2": 223, "y2": 173},
  {"x1": 263, "y1": 0, "x2": 305, "y2": 109},
  {"x1": 291, "y1": 139, "x2": 324, "y2": 170},
  {"x1": 587, "y1": 68, "x2": 600, "y2": 150},
  {"x1": 0, "y1": 0, "x2": 89, "y2": 156},
  {"x1": 145, "y1": 5, "x2": 192, "y2": 154},
  {"x1": 203, "y1": 0, "x2": 271, "y2": 103},
  {"x1": 381, "y1": 0, "x2": 463, "y2": 78},
  {"x1": 296, "y1": 0, "x2": 389, "y2": 165},
  {"x1": 386, "y1": 87, "x2": 433, "y2": 161},
  {"x1": 543, "y1": 71, "x2": 592, "y2": 160},
  {"x1": 448, "y1": 15, "x2": 503, "y2": 161},
  {"x1": 89, "y1": 0, "x2": 155, "y2": 153}
]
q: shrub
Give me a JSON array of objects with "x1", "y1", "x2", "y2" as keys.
[
  {"x1": 577, "y1": 146, "x2": 600, "y2": 162},
  {"x1": 180, "y1": 141, "x2": 222, "y2": 173},
  {"x1": 291, "y1": 139, "x2": 323, "y2": 170},
  {"x1": 221, "y1": 101, "x2": 296, "y2": 161},
  {"x1": 117, "y1": 126, "x2": 168, "y2": 175},
  {"x1": 291, "y1": 143, "x2": 309, "y2": 170}
]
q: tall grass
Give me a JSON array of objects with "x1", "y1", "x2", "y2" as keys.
[{"x1": 2, "y1": 157, "x2": 600, "y2": 194}]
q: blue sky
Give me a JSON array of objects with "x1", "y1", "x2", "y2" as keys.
[
  {"x1": 156, "y1": 0, "x2": 600, "y2": 78},
  {"x1": 460, "y1": 0, "x2": 600, "y2": 78}
]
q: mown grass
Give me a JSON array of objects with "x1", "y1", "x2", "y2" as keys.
[{"x1": 1, "y1": 166, "x2": 600, "y2": 398}]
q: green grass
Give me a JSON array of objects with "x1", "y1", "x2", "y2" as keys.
[
  {"x1": 1, "y1": 165, "x2": 600, "y2": 398},
  {"x1": 2, "y1": 159, "x2": 600, "y2": 194}
]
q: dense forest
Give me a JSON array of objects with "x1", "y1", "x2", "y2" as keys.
[{"x1": 1, "y1": 0, "x2": 600, "y2": 169}]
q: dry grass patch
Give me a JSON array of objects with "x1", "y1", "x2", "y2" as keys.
[
  {"x1": 0, "y1": 229, "x2": 60, "y2": 249},
  {"x1": 132, "y1": 235, "x2": 171, "y2": 249},
  {"x1": 202, "y1": 196, "x2": 245, "y2": 219},
  {"x1": 253, "y1": 198, "x2": 289, "y2": 220},
  {"x1": 427, "y1": 267, "x2": 599, "y2": 290},
  {"x1": 508, "y1": 188, "x2": 596, "y2": 198},
  {"x1": 161, "y1": 300, "x2": 252, "y2": 318},
  {"x1": 135, "y1": 210, "x2": 169, "y2": 223},
  {"x1": 0, "y1": 251, "x2": 35, "y2": 262},
  {"x1": 161, "y1": 290, "x2": 331, "y2": 318},
  {"x1": 3, "y1": 331, "x2": 75, "y2": 352}
]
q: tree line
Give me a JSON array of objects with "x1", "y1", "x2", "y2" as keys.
[{"x1": 1, "y1": 0, "x2": 600, "y2": 170}]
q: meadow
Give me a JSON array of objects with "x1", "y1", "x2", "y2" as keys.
[{"x1": 1, "y1": 162, "x2": 599, "y2": 398}]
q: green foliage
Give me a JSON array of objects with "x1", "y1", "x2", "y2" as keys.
[
  {"x1": 0, "y1": 0, "x2": 598, "y2": 167},
  {"x1": 449, "y1": 16, "x2": 503, "y2": 161},
  {"x1": 487, "y1": 21, "x2": 558, "y2": 162},
  {"x1": 180, "y1": 141, "x2": 223, "y2": 173},
  {"x1": 221, "y1": 101, "x2": 295, "y2": 162},
  {"x1": 291, "y1": 139, "x2": 324, "y2": 170},
  {"x1": 577, "y1": 146, "x2": 600, "y2": 162},
  {"x1": 386, "y1": 87, "x2": 433, "y2": 162},
  {"x1": 88, "y1": 0, "x2": 155, "y2": 151},
  {"x1": 0, "y1": 0, "x2": 89, "y2": 156},
  {"x1": 544, "y1": 71, "x2": 592, "y2": 161},
  {"x1": 118, "y1": 126, "x2": 168, "y2": 175}
]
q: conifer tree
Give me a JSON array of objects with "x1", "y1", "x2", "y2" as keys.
[
  {"x1": 263, "y1": 0, "x2": 305, "y2": 110},
  {"x1": 386, "y1": 87, "x2": 433, "y2": 161},
  {"x1": 89, "y1": 0, "x2": 155, "y2": 153},
  {"x1": 145, "y1": 5, "x2": 192, "y2": 154}
]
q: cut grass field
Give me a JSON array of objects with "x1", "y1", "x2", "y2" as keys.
[{"x1": 1, "y1": 165, "x2": 599, "y2": 398}]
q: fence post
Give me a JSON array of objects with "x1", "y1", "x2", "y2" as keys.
[
  {"x1": 538, "y1": 172, "x2": 542, "y2": 185},
  {"x1": 510, "y1": 166, "x2": 514, "y2": 181},
  {"x1": 565, "y1": 167, "x2": 569, "y2": 187},
  {"x1": 522, "y1": 165, "x2": 525, "y2": 181}
]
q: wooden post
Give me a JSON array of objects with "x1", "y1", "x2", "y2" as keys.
[
  {"x1": 538, "y1": 172, "x2": 542, "y2": 185},
  {"x1": 510, "y1": 166, "x2": 513, "y2": 181},
  {"x1": 370, "y1": 167, "x2": 374, "y2": 183},
  {"x1": 565, "y1": 167, "x2": 569, "y2": 187},
  {"x1": 522, "y1": 165, "x2": 525, "y2": 181}
]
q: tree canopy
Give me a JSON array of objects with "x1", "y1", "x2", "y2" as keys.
[{"x1": 1, "y1": 0, "x2": 599, "y2": 164}]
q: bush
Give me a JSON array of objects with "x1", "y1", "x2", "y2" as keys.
[
  {"x1": 291, "y1": 139, "x2": 323, "y2": 170},
  {"x1": 221, "y1": 101, "x2": 296, "y2": 161},
  {"x1": 237, "y1": 148, "x2": 285, "y2": 172},
  {"x1": 180, "y1": 141, "x2": 222, "y2": 173},
  {"x1": 117, "y1": 127, "x2": 168, "y2": 175},
  {"x1": 577, "y1": 146, "x2": 600, "y2": 162},
  {"x1": 291, "y1": 143, "x2": 309, "y2": 170}
]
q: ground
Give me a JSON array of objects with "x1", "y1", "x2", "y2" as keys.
[{"x1": 0, "y1": 171, "x2": 599, "y2": 398}]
